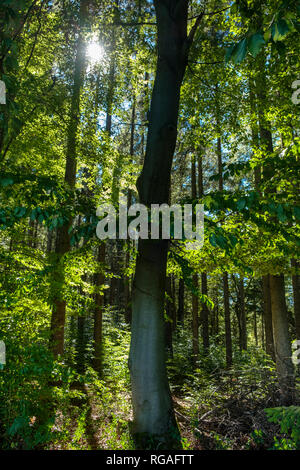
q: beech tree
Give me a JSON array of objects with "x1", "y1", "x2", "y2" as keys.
[{"x1": 129, "y1": 0, "x2": 203, "y2": 442}]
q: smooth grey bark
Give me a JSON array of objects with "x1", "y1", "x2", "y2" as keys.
[
  {"x1": 291, "y1": 259, "x2": 300, "y2": 340},
  {"x1": 269, "y1": 274, "x2": 295, "y2": 405},
  {"x1": 129, "y1": 0, "x2": 202, "y2": 442},
  {"x1": 129, "y1": 239, "x2": 176, "y2": 438}
]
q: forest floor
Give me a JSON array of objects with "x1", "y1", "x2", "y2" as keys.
[
  {"x1": 44, "y1": 326, "x2": 298, "y2": 451},
  {"x1": 48, "y1": 375, "x2": 285, "y2": 451}
]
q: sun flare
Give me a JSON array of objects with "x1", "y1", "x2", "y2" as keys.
[{"x1": 86, "y1": 42, "x2": 104, "y2": 63}]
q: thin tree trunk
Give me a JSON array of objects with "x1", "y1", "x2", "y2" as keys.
[
  {"x1": 49, "y1": 0, "x2": 87, "y2": 357},
  {"x1": 201, "y1": 272, "x2": 209, "y2": 353},
  {"x1": 93, "y1": 243, "x2": 105, "y2": 374},
  {"x1": 165, "y1": 276, "x2": 173, "y2": 357},
  {"x1": 177, "y1": 278, "x2": 184, "y2": 325},
  {"x1": 124, "y1": 97, "x2": 136, "y2": 324},
  {"x1": 263, "y1": 275, "x2": 275, "y2": 360},
  {"x1": 239, "y1": 278, "x2": 247, "y2": 350},
  {"x1": 223, "y1": 273, "x2": 232, "y2": 367},
  {"x1": 216, "y1": 107, "x2": 232, "y2": 367},
  {"x1": 198, "y1": 154, "x2": 209, "y2": 353},
  {"x1": 76, "y1": 314, "x2": 85, "y2": 374},
  {"x1": 254, "y1": 311, "x2": 258, "y2": 346},
  {"x1": 191, "y1": 154, "x2": 199, "y2": 365},
  {"x1": 93, "y1": 21, "x2": 117, "y2": 367},
  {"x1": 192, "y1": 274, "x2": 199, "y2": 366}
]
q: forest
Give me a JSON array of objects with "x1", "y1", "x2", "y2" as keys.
[{"x1": 0, "y1": 0, "x2": 300, "y2": 453}]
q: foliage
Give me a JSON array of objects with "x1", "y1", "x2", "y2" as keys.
[{"x1": 265, "y1": 406, "x2": 300, "y2": 449}]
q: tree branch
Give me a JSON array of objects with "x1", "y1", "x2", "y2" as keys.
[
  {"x1": 188, "y1": 6, "x2": 230, "y2": 20},
  {"x1": 187, "y1": 11, "x2": 205, "y2": 45}
]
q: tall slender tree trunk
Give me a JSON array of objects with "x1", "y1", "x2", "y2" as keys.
[
  {"x1": 191, "y1": 154, "x2": 199, "y2": 365},
  {"x1": 239, "y1": 278, "x2": 247, "y2": 351},
  {"x1": 198, "y1": 153, "x2": 209, "y2": 353},
  {"x1": 93, "y1": 243, "x2": 105, "y2": 374},
  {"x1": 263, "y1": 275, "x2": 275, "y2": 360},
  {"x1": 129, "y1": 0, "x2": 202, "y2": 443},
  {"x1": 254, "y1": 311, "x2": 258, "y2": 346},
  {"x1": 124, "y1": 97, "x2": 136, "y2": 324},
  {"x1": 216, "y1": 106, "x2": 232, "y2": 366},
  {"x1": 250, "y1": 74, "x2": 272, "y2": 359},
  {"x1": 223, "y1": 273, "x2": 232, "y2": 367},
  {"x1": 192, "y1": 274, "x2": 199, "y2": 366},
  {"x1": 49, "y1": 0, "x2": 88, "y2": 357},
  {"x1": 201, "y1": 272, "x2": 209, "y2": 353},
  {"x1": 269, "y1": 275, "x2": 295, "y2": 405},
  {"x1": 93, "y1": 13, "x2": 118, "y2": 369},
  {"x1": 177, "y1": 278, "x2": 184, "y2": 325},
  {"x1": 76, "y1": 315, "x2": 85, "y2": 374},
  {"x1": 165, "y1": 276, "x2": 173, "y2": 357}
]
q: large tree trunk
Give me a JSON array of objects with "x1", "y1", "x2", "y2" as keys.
[
  {"x1": 129, "y1": 0, "x2": 199, "y2": 444},
  {"x1": 129, "y1": 239, "x2": 177, "y2": 440},
  {"x1": 269, "y1": 274, "x2": 295, "y2": 405},
  {"x1": 255, "y1": 55, "x2": 294, "y2": 401},
  {"x1": 291, "y1": 259, "x2": 300, "y2": 340},
  {"x1": 49, "y1": 0, "x2": 87, "y2": 357}
]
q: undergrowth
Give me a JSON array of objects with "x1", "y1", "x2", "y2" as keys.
[{"x1": 1, "y1": 313, "x2": 299, "y2": 450}]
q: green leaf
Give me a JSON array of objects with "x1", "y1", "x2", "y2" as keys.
[
  {"x1": 225, "y1": 44, "x2": 235, "y2": 63},
  {"x1": 277, "y1": 204, "x2": 287, "y2": 222},
  {"x1": 14, "y1": 207, "x2": 26, "y2": 217},
  {"x1": 231, "y1": 38, "x2": 247, "y2": 63},
  {"x1": 272, "y1": 19, "x2": 290, "y2": 42},
  {"x1": 0, "y1": 177, "x2": 14, "y2": 187},
  {"x1": 209, "y1": 233, "x2": 217, "y2": 247},
  {"x1": 264, "y1": 28, "x2": 271, "y2": 42},
  {"x1": 293, "y1": 206, "x2": 300, "y2": 220},
  {"x1": 248, "y1": 32, "x2": 265, "y2": 57},
  {"x1": 237, "y1": 198, "x2": 246, "y2": 210}
]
